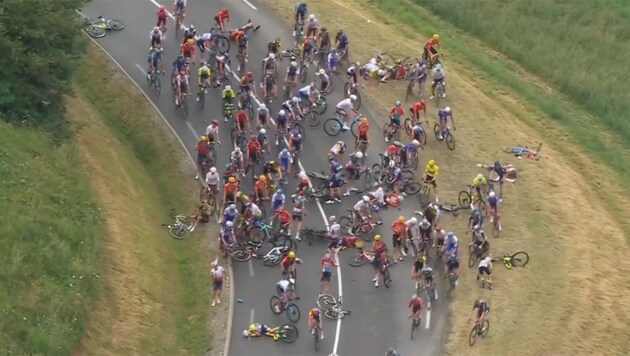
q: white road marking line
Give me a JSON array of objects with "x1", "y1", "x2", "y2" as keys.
[
  {"x1": 425, "y1": 309, "x2": 431, "y2": 329},
  {"x1": 248, "y1": 259, "x2": 254, "y2": 277},
  {"x1": 242, "y1": 0, "x2": 258, "y2": 10},
  {"x1": 249, "y1": 308, "x2": 255, "y2": 323},
  {"x1": 146, "y1": 1, "x2": 344, "y2": 353},
  {"x1": 135, "y1": 63, "x2": 146, "y2": 74},
  {"x1": 149, "y1": 0, "x2": 176, "y2": 20}
]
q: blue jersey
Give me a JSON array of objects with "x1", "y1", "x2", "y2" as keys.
[
  {"x1": 295, "y1": 3, "x2": 307, "y2": 14},
  {"x1": 173, "y1": 58, "x2": 187, "y2": 71},
  {"x1": 338, "y1": 34, "x2": 349, "y2": 45},
  {"x1": 257, "y1": 133, "x2": 267, "y2": 144},
  {"x1": 438, "y1": 109, "x2": 452, "y2": 122},
  {"x1": 404, "y1": 143, "x2": 416, "y2": 153}
]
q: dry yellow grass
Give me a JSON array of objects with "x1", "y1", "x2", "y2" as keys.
[{"x1": 266, "y1": 0, "x2": 630, "y2": 354}]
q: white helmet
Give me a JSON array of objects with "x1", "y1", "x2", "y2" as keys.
[
  {"x1": 362, "y1": 195, "x2": 370, "y2": 202},
  {"x1": 279, "y1": 109, "x2": 286, "y2": 116},
  {"x1": 210, "y1": 167, "x2": 217, "y2": 173},
  {"x1": 412, "y1": 140, "x2": 420, "y2": 147},
  {"x1": 350, "y1": 94, "x2": 357, "y2": 101},
  {"x1": 226, "y1": 220, "x2": 234, "y2": 227},
  {"x1": 292, "y1": 96, "x2": 300, "y2": 103},
  {"x1": 421, "y1": 218, "x2": 429, "y2": 225},
  {"x1": 308, "y1": 14, "x2": 315, "y2": 20},
  {"x1": 242, "y1": 330, "x2": 249, "y2": 338},
  {"x1": 489, "y1": 191, "x2": 496, "y2": 198},
  {"x1": 259, "y1": 128, "x2": 266, "y2": 135},
  {"x1": 444, "y1": 106, "x2": 451, "y2": 113},
  {"x1": 153, "y1": 26, "x2": 160, "y2": 32},
  {"x1": 473, "y1": 224, "x2": 480, "y2": 230},
  {"x1": 269, "y1": 53, "x2": 275, "y2": 60},
  {"x1": 476, "y1": 173, "x2": 484, "y2": 180},
  {"x1": 319, "y1": 69, "x2": 326, "y2": 75},
  {"x1": 259, "y1": 103, "x2": 266, "y2": 110},
  {"x1": 290, "y1": 61, "x2": 298, "y2": 67},
  {"x1": 225, "y1": 85, "x2": 232, "y2": 91},
  {"x1": 328, "y1": 215, "x2": 336, "y2": 222},
  {"x1": 337, "y1": 140, "x2": 344, "y2": 146},
  {"x1": 409, "y1": 217, "x2": 417, "y2": 224},
  {"x1": 389, "y1": 160, "x2": 396, "y2": 168},
  {"x1": 355, "y1": 151, "x2": 363, "y2": 159},
  {"x1": 235, "y1": 147, "x2": 241, "y2": 153}
]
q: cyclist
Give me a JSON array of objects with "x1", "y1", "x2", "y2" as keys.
[
  {"x1": 421, "y1": 265, "x2": 438, "y2": 303},
  {"x1": 278, "y1": 148, "x2": 292, "y2": 177},
  {"x1": 182, "y1": 24, "x2": 196, "y2": 45},
  {"x1": 221, "y1": 203, "x2": 239, "y2": 227},
  {"x1": 391, "y1": 215, "x2": 407, "y2": 261},
  {"x1": 289, "y1": 128, "x2": 303, "y2": 160},
  {"x1": 487, "y1": 191, "x2": 501, "y2": 230},
  {"x1": 408, "y1": 293, "x2": 423, "y2": 324},
  {"x1": 435, "y1": 224, "x2": 447, "y2": 251},
  {"x1": 196, "y1": 62, "x2": 212, "y2": 101},
  {"x1": 371, "y1": 234, "x2": 388, "y2": 287},
  {"x1": 411, "y1": 255, "x2": 426, "y2": 281},
  {"x1": 355, "y1": 117, "x2": 370, "y2": 152},
  {"x1": 317, "y1": 27, "x2": 331, "y2": 57},
  {"x1": 205, "y1": 120, "x2": 221, "y2": 147},
  {"x1": 315, "y1": 69, "x2": 331, "y2": 93},
  {"x1": 267, "y1": 37, "x2": 282, "y2": 57},
  {"x1": 156, "y1": 5, "x2": 168, "y2": 32},
  {"x1": 400, "y1": 140, "x2": 421, "y2": 168},
  {"x1": 221, "y1": 85, "x2": 236, "y2": 122},
  {"x1": 470, "y1": 299, "x2": 490, "y2": 331},
  {"x1": 174, "y1": 69, "x2": 190, "y2": 107},
  {"x1": 280, "y1": 251, "x2": 301, "y2": 279},
  {"x1": 245, "y1": 200, "x2": 264, "y2": 226},
  {"x1": 410, "y1": 99, "x2": 427, "y2": 123},
  {"x1": 308, "y1": 306, "x2": 324, "y2": 340},
  {"x1": 320, "y1": 252, "x2": 335, "y2": 294},
  {"x1": 205, "y1": 166, "x2": 220, "y2": 198},
  {"x1": 295, "y1": 2, "x2": 308, "y2": 24},
  {"x1": 214, "y1": 52, "x2": 229, "y2": 84},
  {"x1": 180, "y1": 38, "x2": 196, "y2": 65},
  {"x1": 271, "y1": 206, "x2": 292, "y2": 236},
  {"x1": 346, "y1": 62, "x2": 359, "y2": 89},
  {"x1": 234, "y1": 108, "x2": 250, "y2": 137},
  {"x1": 343, "y1": 151, "x2": 364, "y2": 196},
  {"x1": 239, "y1": 71, "x2": 257, "y2": 101},
  {"x1": 423, "y1": 33, "x2": 440, "y2": 66},
  {"x1": 328, "y1": 140, "x2": 346, "y2": 162},
  {"x1": 214, "y1": 8, "x2": 230, "y2": 32},
  {"x1": 261, "y1": 53, "x2": 277, "y2": 78},
  {"x1": 223, "y1": 177, "x2": 239, "y2": 205},
  {"x1": 271, "y1": 187, "x2": 286, "y2": 211},
  {"x1": 262, "y1": 71, "x2": 277, "y2": 103},
  {"x1": 257, "y1": 128, "x2": 270, "y2": 153},
  {"x1": 291, "y1": 191, "x2": 306, "y2": 240},
  {"x1": 327, "y1": 48, "x2": 340, "y2": 73},
  {"x1": 423, "y1": 159, "x2": 439, "y2": 199},
  {"x1": 444, "y1": 231, "x2": 459, "y2": 257},
  {"x1": 147, "y1": 45, "x2": 164, "y2": 76},
  {"x1": 352, "y1": 195, "x2": 372, "y2": 225},
  {"x1": 325, "y1": 159, "x2": 343, "y2": 204},
  {"x1": 335, "y1": 29, "x2": 349, "y2": 53},
  {"x1": 230, "y1": 146, "x2": 244, "y2": 176},
  {"x1": 246, "y1": 135, "x2": 262, "y2": 170},
  {"x1": 404, "y1": 216, "x2": 419, "y2": 256},
  {"x1": 468, "y1": 207, "x2": 484, "y2": 230},
  {"x1": 235, "y1": 191, "x2": 249, "y2": 215},
  {"x1": 220, "y1": 220, "x2": 235, "y2": 251},
  {"x1": 284, "y1": 60, "x2": 300, "y2": 96},
  {"x1": 293, "y1": 170, "x2": 310, "y2": 197},
  {"x1": 150, "y1": 26, "x2": 163, "y2": 49},
  {"x1": 431, "y1": 64, "x2": 446, "y2": 99},
  {"x1": 418, "y1": 217, "x2": 432, "y2": 253},
  {"x1": 172, "y1": 53, "x2": 187, "y2": 76},
  {"x1": 196, "y1": 31, "x2": 212, "y2": 58},
  {"x1": 243, "y1": 323, "x2": 280, "y2": 340},
  {"x1": 471, "y1": 224, "x2": 489, "y2": 254},
  {"x1": 194, "y1": 135, "x2": 210, "y2": 180},
  {"x1": 386, "y1": 101, "x2": 404, "y2": 142},
  {"x1": 436, "y1": 106, "x2": 455, "y2": 141},
  {"x1": 263, "y1": 160, "x2": 281, "y2": 183},
  {"x1": 336, "y1": 95, "x2": 359, "y2": 130},
  {"x1": 326, "y1": 215, "x2": 342, "y2": 253},
  {"x1": 297, "y1": 82, "x2": 316, "y2": 109},
  {"x1": 254, "y1": 175, "x2": 269, "y2": 202},
  {"x1": 276, "y1": 277, "x2": 295, "y2": 304},
  {"x1": 472, "y1": 173, "x2": 488, "y2": 199},
  {"x1": 305, "y1": 14, "x2": 319, "y2": 38},
  {"x1": 445, "y1": 254, "x2": 460, "y2": 284},
  {"x1": 256, "y1": 104, "x2": 270, "y2": 129}
]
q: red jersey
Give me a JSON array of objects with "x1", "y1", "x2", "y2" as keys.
[
  {"x1": 224, "y1": 182, "x2": 238, "y2": 195},
  {"x1": 195, "y1": 141, "x2": 209, "y2": 155},
  {"x1": 247, "y1": 139, "x2": 261, "y2": 154},
  {"x1": 386, "y1": 144, "x2": 399, "y2": 156},
  {"x1": 280, "y1": 256, "x2": 295, "y2": 268},
  {"x1": 216, "y1": 9, "x2": 230, "y2": 22},
  {"x1": 236, "y1": 110, "x2": 248, "y2": 123},
  {"x1": 423, "y1": 38, "x2": 439, "y2": 50},
  {"x1": 157, "y1": 9, "x2": 168, "y2": 19},
  {"x1": 357, "y1": 122, "x2": 370, "y2": 136},
  {"x1": 411, "y1": 101, "x2": 427, "y2": 115},
  {"x1": 372, "y1": 240, "x2": 385, "y2": 254},
  {"x1": 254, "y1": 180, "x2": 267, "y2": 193},
  {"x1": 390, "y1": 106, "x2": 404, "y2": 117},
  {"x1": 277, "y1": 209, "x2": 291, "y2": 225},
  {"x1": 408, "y1": 296, "x2": 423, "y2": 308},
  {"x1": 391, "y1": 221, "x2": 406, "y2": 236}
]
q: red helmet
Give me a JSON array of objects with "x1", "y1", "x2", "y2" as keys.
[
  {"x1": 211, "y1": 119, "x2": 219, "y2": 126},
  {"x1": 246, "y1": 71, "x2": 253, "y2": 78}
]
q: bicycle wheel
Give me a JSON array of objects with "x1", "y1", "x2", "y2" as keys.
[
  {"x1": 317, "y1": 294, "x2": 337, "y2": 309},
  {"x1": 215, "y1": 35, "x2": 230, "y2": 54},
  {"x1": 458, "y1": 191, "x2": 471, "y2": 207},
  {"x1": 480, "y1": 320, "x2": 490, "y2": 337},
  {"x1": 323, "y1": 118, "x2": 342, "y2": 136},
  {"x1": 231, "y1": 249, "x2": 252, "y2": 262},
  {"x1": 445, "y1": 132, "x2": 456, "y2": 150},
  {"x1": 403, "y1": 181, "x2": 422, "y2": 195},
  {"x1": 338, "y1": 216, "x2": 353, "y2": 234},
  {"x1": 492, "y1": 219, "x2": 501, "y2": 238},
  {"x1": 477, "y1": 200, "x2": 487, "y2": 217},
  {"x1": 354, "y1": 90, "x2": 362, "y2": 110},
  {"x1": 306, "y1": 111, "x2": 320, "y2": 128},
  {"x1": 270, "y1": 296, "x2": 283, "y2": 314},
  {"x1": 278, "y1": 323, "x2": 299, "y2": 343},
  {"x1": 286, "y1": 303, "x2": 301, "y2": 322},
  {"x1": 510, "y1": 251, "x2": 529, "y2": 267},
  {"x1": 433, "y1": 123, "x2": 442, "y2": 141},
  {"x1": 348, "y1": 255, "x2": 367, "y2": 267},
  {"x1": 403, "y1": 118, "x2": 413, "y2": 137},
  {"x1": 198, "y1": 91, "x2": 205, "y2": 111},
  {"x1": 107, "y1": 19, "x2": 125, "y2": 30},
  {"x1": 208, "y1": 195, "x2": 217, "y2": 216},
  {"x1": 85, "y1": 25, "x2": 106, "y2": 38},
  {"x1": 468, "y1": 253, "x2": 478, "y2": 268},
  {"x1": 324, "y1": 309, "x2": 343, "y2": 320},
  {"x1": 371, "y1": 164, "x2": 382, "y2": 182},
  {"x1": 169, "y1": 226, "x2": 187, "y2": 239},
  {"x1": 468, "y1": 325, "x2": 479, "y2": 346},
  {"x1": 314, "y1": 329, "x2": 320, "y2": 351},
  {"x1": 299, "y1": 65, "x2": 307, "y2": 83},
  {"x1": 361, "y1": 170, "x2": 373, "y2": 191},
  {"x1": 315, "y1": 96, "x2": 327, "y2": 114},
  {"x1": 383, "y1": 268, "x2": 391, "y2": 288},
  {"x1": 180, "y1": 99, "x2": 189, "y2": 119},
  {"x1": 248, "y1": 227, "x2": 263, "y2": 243},
  {"x1": 502, "y1": 146, "x2": 520, "y2": 154},
  {"x1": 263, "y1": 254, "x2": 280, "y2": 267},
  {"x1": 153, "y1": 76, "x2": 161, "y2": 95}
]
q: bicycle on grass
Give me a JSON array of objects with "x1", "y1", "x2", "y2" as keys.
[
  {"x1": 161, "y1": 209, "x2": 191, "y2": 239},
  {"x1": 469, "y1": 319, "x2": 490, "y2": 346},
  {"x1": 458, "y1": 185, "x2": 487, "y2": 215},
  {"x1": 382, "y1": 120, "x2": 402, "y2": 143},
  {"x1": 403, "y1": 117, "x2": 428, "y2": 147},
  {"x1": 502, "y1": 143, "x2": 542, "y2": 161},
  {"x1": 343, "y1": 82, "x2": 362, "y2": 110},
  {"x1": 492, "y1": 251, "x2": 529, "y2": 269},
  {"x1": 433, "y1": 122, "x2": 455, "y2": 150}
]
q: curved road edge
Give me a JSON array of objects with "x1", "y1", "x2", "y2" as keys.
[{"x1": 78, "y1": 23, "x2": 236, "y2": 356}]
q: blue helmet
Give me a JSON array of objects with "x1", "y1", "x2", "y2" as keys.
[
  {"x1": 228, "y1": 204, "x2": 236, "y2": 211},
  {"x1": 447, "y1": 231, "x2": 454, "y2": 238},
  {"x1": 276, "y1": 189, "x2": 283, "y2": 195}
]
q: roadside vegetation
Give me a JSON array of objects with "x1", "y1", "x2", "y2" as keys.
[{"x1": 265, "y1": 0, "x2": 630, "y2": 354}]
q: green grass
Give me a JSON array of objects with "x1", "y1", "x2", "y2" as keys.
[
  {"x1": 0, "y1": 120, "x2": 102, "y2": 353},
  {"x1": 369, "y1": 0, "x2": 630, "y2": 186}
]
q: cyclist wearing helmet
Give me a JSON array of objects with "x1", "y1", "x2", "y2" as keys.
[
  {"x1": 214, "y1": 8, "x2": 230, "y2": 32},
  {"x1": 487, "y1": 191, "x2": 500, "y2": 230},
  {"x1": 436, "y1": 106, "x2": 455, "y2": 140},
  {"x1": 204, "y1": 119, "x2": 220, "y2": 146},
  {"x1": 391, "y1": 215, "x2": 407, "y2": 261},
  {"x1": 400, "y1": 140, "x2": 421, "y2": 168},
  {"x1": 355, "y1": 117, "x2": 370, "y2": 151},
  {"x1": 300, "y1": 36, "x2": 316, "y2": 63},
  {"x1": 230, "y1": 146, "x2": 245, "y2": 176},
  {"x1": 174, "y1": 69, "x2": 190, "y2": 107},
  {"x1": 244, "y1": 199, "x2": 263, "y2": 226},
  {"x1": 327, "y1": 47, "x2": 340, "y2": 73},
  {"x1": 410, "y1": 99, "x2": 427, "y2": 123},
  {"x1": 239, "y1": 71, "x2": 256, "y2": 98},
  {"x1": 261, "y1": 53, "x2": 277, "y2": 77},
  {"x1": 278, "y1": 148, "x2": 292, "y2": 177},
  {"x1": 280, "y1": 251, "x2": 301, "y2": 280},
  {"x1": 147, "y1": 45, "x2": 163, "y2": 77},
  {"x1": 468, "y1": 207, "x2": 484, "y2": 230},
  {"x1": 289, "y1": 127, "x2": 303, "y2": 159},
  {"x1": 291, "y1": 190, "x2": 307, "y2": 241},
  {"x1": 470, "y1": 299, "x2": 490, "y2": 329},
  {"x1": 405, "y1": 216, "x2": 420, "y2": 254},
  {"x1": 267, "y1": 37, "x2": 282, "y2": 58},
  {"x1": 271, "y1": 188, "x2": 286, "y2": 212},
  {"x1": 444, "y1": 231, "x2": 459, "y2": 257},
  {"x1": 336, "y1": 95, "x2": 359, "y2": 130},
  {"x1": 156, "y1": 5, "x2": 168, "y2": 31},
  {"x1": 326, "y1": 216, "x2": 342, "y2": 253},
  {"x1": 272, "y1": 206, "x2": 292, "y2": 234},
  {"x1": 194, "y1": 136, "x2": 210, "y2": 180},
  {"x1": 284, "y1": 60, "x2": 299, "y2": 96},
  {"x1": 329, "y1": 140, "x2": 346, "y2": 160},
  {"x1": 182, "y1": 24, "x2": 196, "y2": 45},
  {"x1": 353, "y1": 194, "x2": 372, "y2": 224},
  {"x1": 275, "y1": 277, "x2": 296, "y2": 304},
  {"x1": 220, "y1": 219, "x2": 235, "y2": 250},
  {"x1": 472, "y1": 173, "x2": 488, "y2": 198},
  {"x1": 297, "y1": 82, "x2": 316, "y2": 108},
  {"x1": 221, "y1": 85, "x2": 236, "y2": 122},
  {"x1": 150, "y1": 26, "x2": 163, "y2": 49},
  {"x1": 205, "y1": 166, "x2": 220, "y2": 197},
  {"x1": 325, "y1": 160, "x2": 343, "y2": 204},
  {"x1": 434, "y1": 224, "x2": 446, "y2": 251},
  {"x1": 344, "y1": 151, "x2": 364, "y2": 196},
  {"x1": 254, "y1": 175, "x2": 269, "y2": 201},
  {"x1": 257, "y1": 127, "x2": 270, "y2": 153},
  {"x1": 246, "y1": 135, "x2": 262, "y2": 169},
  {"x1": 263, "y1": 160, "x2": 281, "y2": 183},
  {"x1": 223, "y1": 177, "x2": 239, "y2": 204},
  {"x1": 221, "y1": 203, "x2": 239, "y2": 226},
  {"x1": 317, "y1": 27, "x2": 331, "y2": 56},
  {"x1": 316, "y1": 68, "x2": 331, "y2": 92},
  {"x1": 423, "y1": 159, "x2": 439, "y2": 197},
  {"x1": 412, "y1": 255, "x2": 426, "y2": 281},
  {"x1": 243, "y1": 323, "x2": 279, "y2": 339},
  {"x1": 275, "y1": 109, "x2": 289, "y2": 146},
  {"x1": 371, "y1": 234, "x2": 388, "y2": 287},
  {"x1": 308, "y1": 305, "x2": 324, "y2": 340},
  {"x1": 423, "y1": 33, "x2": 441, "y2": 66},
  {"x1": 295, "y1": 2, "x2": 308, "y2": 23},
  {"x1": 445, "y1": 253, "x2": 460, "y2": 281},
  {"x1": 305, "y1": 14, "x2": 319, "y2": 38},
  {"x1": 294, "y1": 171, "x2": 310, "y2": 197},
  {"x1": 180, "y1": 37, "x2": 195, "y2": 64},
  {"x1": 196, "y1": 62, "x2": 212, "y2": 102},
  {"x1": 430, "y1": 63, "x2": 446, "y2": 99},
  {"x1": 471, "y1": 224, "x2": 489, "y2": 252},
  {"x1": 335, "y1": 29, "x2": 349, "y2": 53},
  {"x1": 257, "y1": 103, "x2": 270, "y2": 129},
  {"x1": 418, "y1": 218, "x2": 432, "y2": 251},
  {"x1": 421, "y1": 264, "x2": 438, "y2": 303},
  {"x1": 234, "y1": 191, "x2": 249, "y2": 215},
  {"x1": 408, "y1": 293, "x2": 423, "y2": 322},
  {"x1": 262, "y1": 69, "x2": 277, "y2": 103}
]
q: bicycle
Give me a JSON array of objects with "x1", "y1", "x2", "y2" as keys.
[
  {"x1": 270, "y1": 294, "x2": 301, "y2": 323},
  {"x1": 434, "y1": 80, "x2": 445, "y2": 106},
  {"x1": 446, "y1": 272, "x2": 458, "y2": 298},
  {"x1": 492, "y1": 251, "x2": 529, "y2": 269},
  {"x1": 161, "y1": 209, "x2": 192, "y2": 239},
  {"x1": 230, "y1": 128, "x2": 247, "y2": 152},
  {"x1": 468, "y1": 319, "x2": 490, "y2": 346},
  {"x1": 409, "y1": 312, "x2": 421, "y2": 340},
  {"x1": 433, "y1": 123, "x2": 455, "y2": 150},
  {"x1": 199, "y1": 185, "x2": 219, "y2": 218},
  {"x1": 490, "y1": 209, "x2": 501, "y2": 238},
  {"x1": 228, "y1": 240, "x2": 262, "y2": 262},
  {"x1": 458, "y1": 185, "x2": 487, "y2": 216},
  {"x1": 259, "y1": 244, "x2": 291, "y2": 266},
  {"x1": 312, "y1": 324, "x2": 322, "y2": 351},
  {"x1": 403, "y1": 118, "x2": 428, "y2": 146},
  {"x1": 173, "y1": 92, "x2": 189, "y2": 119},
  {"x1": 323, "y1": 111, "x2": 362, "y2": 137},
  {"x1": 84, "y1": 16, "x2": 124, "y2": 38},
  {"x1": 240, "y1": 93, "x2": 256, "y2": 121},
  {"x1": 468, "y1": 242, "x2": 489, "y2": 268},
  {"x1": 146, "y1": 68, "x2": 162, "y2": 96},
  {"x1": 247, "y1": 220, "x2": 294, "y2": 250},
  {"x1": 502, "y1": 143, "x2": 542, "y2": 161},
  {"x1": 316, "y1": 294, "x2": 352, "y2": 320},
  {"x1": 348, "y1": 248, "x2": 393, "y2": 267},
  {"x1": 197, "y1": 82, "x2": 210, "y2": 111},
  {"x1": 174, "y1": 10, "x2": 184, "y2": 38},
  {"x1": 343, "y1": 82, "x2": 362, "y2": 110},
  {"x1": 339, "y1": 210, "x2": 375, "y2": 238},
  {"x1": 382, "y1": 120, "x2": 401, "y2": 143},
  {"x1": 417, "y1": 279, "x2": 436, "y2": 309}
]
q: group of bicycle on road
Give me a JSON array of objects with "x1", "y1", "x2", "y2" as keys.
[{"x1": 148, "y1": 0, "x2": 527, "y2": 351}]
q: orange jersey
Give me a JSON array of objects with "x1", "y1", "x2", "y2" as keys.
[
  {"x1": 277, "y1": 210, "x2": 291, "y2": 225},
  {"x1": 224, "y1": 182, "x2": 238, "y2": 195},
  {"x1": 423, "y1": 38, "x2": 439, "y2": 50},
  {"x1": 254, "y1": 180, "x2": 267, "y2": 193},
  {"x1": 357, "y1": 122, "x2": 370, "y2": 136},
  {"x1": 411, "y1": 101, "x2": 427, "y2": 114},
  {"x1": 391, "y1": 221, "x2": 406, "y2": 236}
]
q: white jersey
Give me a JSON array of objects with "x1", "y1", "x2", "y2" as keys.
[
  {"x1": 336, "y1": 98, "x2": 353, "y2": 111},
  {"x1": 306, "y1": 18, "x2": 319, "y2": 29},
  {"x1": 432, "y1": 68, "x2": 445, "y2": 80},
  {"x1": 205, "y1": 172, "x2": 220, "y2": 186},
  {"x1": 372, "y1": 187, "x2": 385, "y2": 204},
  {"x1": 231, "y1": 150, "x2": 243, "y2": 161},
  {"x1": 298, "y1": 85, "x2": 312, "y2": 96},
  {"x1": 150, "y1": 30, "x2": 162, "y2": 39},
  {"x1": 211, "y1": 266, "x2": 224, "y2": 281},
  {"x1": 206, "y1": 124, "x2": 219, "y2": 137},
  {"x1": 478, "y1": 256, "x2": 492, "y2": 268},
  {"x1": 200, "y1": 32, "x2": 212, "y2": 41},
  {"x1": 354, "y1": 200, "x2": 368, "y2": 212},
  {"x1": 277, "y1": 279, "x2": 290, "y2": 292},
  {"x1": 328, "y1": 223, "x2": 341, "y2": 238},
  {"x1": 317, "y1": 71, "x2": 330, "y2": 82},
  {"x1": 248, "y1": 203, "x2": 263, "y2": 218}
]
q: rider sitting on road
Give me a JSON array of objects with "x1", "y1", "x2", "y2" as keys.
[{"x1": 343, "y1": 151, "x2": 364, "y2": 195}]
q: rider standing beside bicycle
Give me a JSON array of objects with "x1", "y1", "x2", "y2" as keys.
[
  {"x1": 214, "y1": 8, "x2": 230, "y2": 32},
  {"x1": 391, "y1": 216, "x2": 407, "y2": 261},
  {"x1": 194, "y1": 136, "x2": 210, "y2": 180},
  {"x1": 291, "y1": 192, "x2": 306, "y2": 241},
  {"x1": 371, "y1": 235, "x2": 388, "y2": 287},
  {"x1": 356, "y1": 117, "x2": 370, "y2": 152},
  {"x1": 422, "y1": 33, "x2": 440, "y2": 66},
  {"x1": 295, "y1": 2, "x2": 308, "y2": 24},
  {"x1": 280, "y1": 251, "x2": 301, "y2": 279},
  {"x1": 410, "y1": 99, "x2": 427, "y2": 123},
  {"x1": 205, "y1": 167, "x2": 220, "y2": 197}
]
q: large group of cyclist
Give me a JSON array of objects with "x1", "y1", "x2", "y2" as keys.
[{"x1": 147, "y1": 0, "x2": 528, "y2": 352}]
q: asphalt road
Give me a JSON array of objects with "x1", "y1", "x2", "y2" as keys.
[{"x1": 81, "y1": 0, "x2": 448, "y2": 355}]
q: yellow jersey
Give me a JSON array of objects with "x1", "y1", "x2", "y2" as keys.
[
  {"x1": 425, "y1": 163, "x2": 439, "y2": 177},
  {"x1": 473, "y1": 176, "x2": 487, "y2": 186},
  {"x1": 198, "y1": 66, "x2": 211, "y2": 77},
  {"x1": 222, "y1": 88, "x2": 236, "y2": 100}
]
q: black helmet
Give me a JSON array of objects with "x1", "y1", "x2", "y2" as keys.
[{"x1": 321, "y1": 27, "x2": 327, "y2": 32}]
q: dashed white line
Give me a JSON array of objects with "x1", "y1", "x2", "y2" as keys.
[
  {"x1": 242, "y1": 0, "x2": 258, "y2": 10},
  {"x1": 249, "y1": 308, "x2": 255, "y2": 323},
  {"x1": 425, "y1": 309, "x2": 431, "y2": 329},
  {"x1": 248, "y1": 259, "x2": 254, "y2": 277}
]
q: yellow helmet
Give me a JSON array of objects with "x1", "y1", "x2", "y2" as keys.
[
  {"x1": 259, "y1": 175, "x2": 267, "y2": 182},
  {"x1": 398, "y1": 215, "x2": 405, "y2": 222},
  {"x1": 360, "y1": 117, "x2": 368, "y2": 124},
  {"x1": 355, "y1": 240, "x2": 364, "y2": 249},
  {"x1": 417, "y1": 254, "x2": 426, "y2": 262},
  {"x1": 288, "y1": 251, "x2": 296, "y2": 258},
  {"x1": 200, "y1": 135, "x2": 208, "y2": 141},
  {"x1": 248, "y1": 324, "x2": 256, "y2": 331},
  {"x1": 433, "y1": 34, "x2": 440, "y2": 41},
  {"x1": 374, "y1": 234, "x2": 381, "y2": 241},
  {"x1": 394, "y1": 59, "x2": 402, "y2": 64},
  {"x1": 428, "y1": 159, "x2": 436, "y2": 166},
  {"x1": 269, "y1": 160, "x2": 275, "y2": 165},
  {"x1": 228, "y1": 177, "x2": 236, "y2": 183},
  {"x1": 187, "y1": 38, "x2": 194, "y2": 45}
]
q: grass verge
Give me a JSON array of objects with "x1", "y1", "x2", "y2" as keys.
[
  {"x1": 0, "y1": 121, "x2": 101, "y2": 354},
  {"x1": 265, "y1": 0, "x2": 630, "y2": 354},
  {"x1": 67, "y1": 44, "x2": 219, "y2": 354}
]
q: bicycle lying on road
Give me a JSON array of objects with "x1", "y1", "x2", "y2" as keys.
[
  {"x1": 270, "y1": 294, "x2": 301, "y2": 323},
  {"x1": 84, "y1": 16, "x2": 124, "y2": 38},
  {"x1": 317, "y1": 294, "x2": 352, "y2": 320}
]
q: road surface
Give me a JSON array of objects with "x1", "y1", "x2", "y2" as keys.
[{"x1": 81, "y1": 0, "x2": 449, "y2": 355}]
